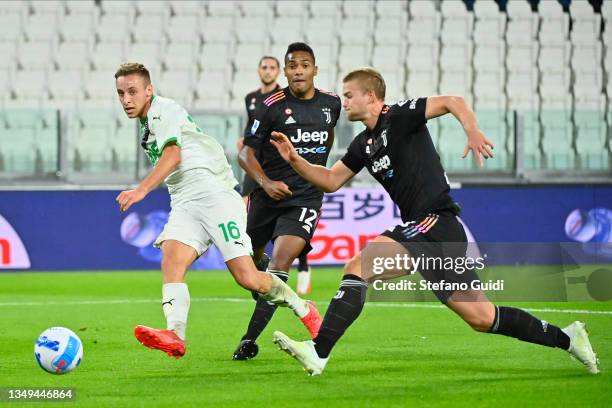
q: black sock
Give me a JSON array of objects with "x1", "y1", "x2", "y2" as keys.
[
  {"x1": 314, "y1": 274, "x2": 368, "y2": 358},
  {"x1": 242, "y1": 270, "x2": 288, "y2": 341},
  {"x1": 489, "y1": 306, "x2": 570, "y2": 350},
  {"x1": 298, "y1": 254, "x2": 309, "y2": 271}
]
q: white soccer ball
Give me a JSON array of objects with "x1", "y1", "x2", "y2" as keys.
[{"x1": 34, "y1": 327, "x2": 83, "y2": 374}]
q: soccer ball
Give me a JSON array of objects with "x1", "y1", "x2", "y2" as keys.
[{"x1": 34, "y1": 327, "x2": 83, "y2": 374}]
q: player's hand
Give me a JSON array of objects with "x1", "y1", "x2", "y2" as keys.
[
  {"x1": 270, "y1": 131, "x2": 299, "y2": 163},
  {"x1": 261, "y1": 179, "x2": 292, "y2": 201},
  {"x1": 116, "y1": 188, "x2": 147, "y2": 212},
  {"x1": 462, "y1": 128, "x2": 494, "y2": 167},
  {"x1": 236, "y1": 136, "x2": 245, "y2": 152}
]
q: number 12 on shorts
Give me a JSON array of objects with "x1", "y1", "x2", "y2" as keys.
[
  {"x1": 218, "y1": 221, "x2": 241, "y2": 242},
  {"x1": 299, "y1": 207, "x2": 318, "y2": 233}
]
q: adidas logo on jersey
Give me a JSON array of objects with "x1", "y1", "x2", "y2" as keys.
[
  {"x1": 290, "y1": 128, "x2": 329, "y2": 144},
  {"x1": 285, "y1": 116, "x2": 296, "y2": 124},
  {"x1": 371, "y1": 155, "x2": 391, "y2": 173}
]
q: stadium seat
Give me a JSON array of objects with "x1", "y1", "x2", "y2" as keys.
[
  {"x1": 339, "y1": 17, "x2": 374, "y2": 46},
  {"x1": 235, "y1": 17, "x2": 270, "y2": 45},
  {"x1": 575, "y1": 110, "x2": 607, "y2": 169},
  {"x1": 0, "y1": 0, "x2": 29, "y2": 20},
  {"x1": 194, "y1": 71, "x2": 230, "y2": 110},
  {"x1": 275, "y1": 0, "x2": 307, "y2": 17},
  {"x1": 437, "y1": 114, "x2": 476, "y2": 171},
  {"x1": 65, "y1": 0, "x2": 98, "y2": 18},
  {"x1": 30, "y1": 0, "x2": 64, "y2": 17},
  {"x1": 202, "y1": 16, "x2": 236, "y2": 44},
  {"x1": 133, "y1": 16, "x2": 168, "y2": 44},
  {"x1": 24, "y1": 14, "x2": 60, "y2": 43},
  {"x1": 304, "y1": 17, "x2": 339, "y2": 46},
  {"x1": 54, "y1": 42, "x2": 90, "y2": 71},
  {"x1": 207, "y1": 1, "x2": 239, "y2": 17},
  {"x1": 474, "y1": 109, "x2": 509, "y2": 170},
  {"x1": 0, "y1": 14, "x2": 23, "y2": 42},
  {"x1": 157, "y1": 71, "x2": 195, "y2": 108},
  {"x1": 310, "y1": 1, "x2": 341, "y2": 18},
  {"x1": 375, "y1": 0, "x2": 405, "y2": 18},
  {"x1": 234, "y1": 43, "x2": 265, "y2": 70},
  {"x1": 17, "y1": 42, "x2": 54, "y2": 71},
  {"x1": 124, "y1": 44, "x2": 162, "y2": 75},
  {"x1": 91, "y1": 42, "x2": 126, "y2": 71},
  {"x1": 271, "y1": 17, "x2": 304, "y2": 42},
  {"x1": 100, "y1": 0, "x2": 136, "y2": 19},
  {"x1": 200, "y1": 43, "x2": 233, "y2": 72},
  {"x1": 97, "y1": 15, "x2": 133, "y2": 43},
  {"x1": 373, "y1": 17, "x2": 406, "y2": 45},
  {"x1": 170, "y1": 1, "x2": 204, "y2": 16},
  {"x1": 135, "y1": 0, "x2": 169, "y2": 17},
  {"x1": 342, "y1": 0, "x2": 375, "y2": 19},
  {"x1": 540, "y1": 107, "x2": 575, "y2": 169},
  {"x1": 59, "y1": 14, "x2": 97, "y2": 47},
  {"x1": 166, "y1": 15, "x2": 202, "y2": 45},
  {"x1": 239, "y1": 0, "x2": 273, "y2": 16},
  {"x1": 407, "y1": 1, "x2": 440, "y2": 45},
  {"x1": 338, "y1": 44, "x2": 370, "y2": 72},
  {"x1": 85, "y1": 70, "x2": 121, "y2": 102},
  {"x1": 372, "y1": 44, "x2": 405, "y2": 68},
  {"x1": 164, "y1": 43, "x2": 198, "y2": 73},
  {"x1": 379, "y1": 68, "x2": 406, "y2": 103}
]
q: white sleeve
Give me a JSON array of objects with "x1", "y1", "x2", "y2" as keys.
[{"x1": 149, "y1": 103, "x2": 184, "y2": 151}]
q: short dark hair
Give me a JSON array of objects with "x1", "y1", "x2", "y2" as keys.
[
  {"x1": 343, "y1": 67, "x2": 386, "y2": 101},
  {"x1": 114, "y1": 62, "x2": 151, "y2": 85},
  {"x1": 259, "y1": 55, "x2": 280, "y2": 68},
  {"x1": 284, "y1": 42, "x2": 315, "y2": 64}
]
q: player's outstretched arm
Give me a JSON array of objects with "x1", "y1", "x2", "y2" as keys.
[
  {"x1": 116, "y1": 143, "x2": 181, "y2": 212},
  {"x1": 424, "y1": 95, "x2": 494, "y2": 167},
  {"x1": 271, "y1": 131, "x2": 354, "y2": 193},
  {"x1": 238, "y1": 145, "x2": 292, "y2": 200}
]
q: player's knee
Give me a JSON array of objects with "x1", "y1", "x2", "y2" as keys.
[
  {"x1": 463, "y1": 312, "x2": 495, "y2": 332},
  {"x1": 269, "y1": 255, "x2": 293, "y2": 272},
  {"x1": 344, "y1": 255, "x2": 362, "y2": 278}
]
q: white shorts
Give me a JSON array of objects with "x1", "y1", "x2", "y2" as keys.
[{"x1": 154, "y1": 190, "x2": 252, "y2": 262}]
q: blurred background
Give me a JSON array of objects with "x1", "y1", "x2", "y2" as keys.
[
  {"x1": 0, "y1": 0, "x2": 610, "y2": 271},
  {"x1": 0, "y1": 0, "x2": 610, "y2": 185}
]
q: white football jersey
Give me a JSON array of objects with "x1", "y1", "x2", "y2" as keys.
[{"x1": 139, "y1": 95, "x2": 237, "y2": 202}]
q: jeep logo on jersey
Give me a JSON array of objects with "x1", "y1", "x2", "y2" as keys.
[
  {"x1": 290, "y1": 129, "x2": 329, "y2": 144},
  {"x1": 371, "y1": 155, "x2": 391, "y2": 173}
]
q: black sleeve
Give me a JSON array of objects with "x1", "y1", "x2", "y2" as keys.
[
  {"x1": 340, "y1": 137, "x2": 366, "y2": 174},
  {"x1": 393, "y1": 97, "x2": 428, "y2": 133},
  {"x1": 331, "y1": 95, "x2": 342, "y2": 127},
  {"x1": 242, "y1": 95, "x2": 252, "y2": 138},
  {"x1": 243, "y1": 104, "x2": 272, "y2": 150}
]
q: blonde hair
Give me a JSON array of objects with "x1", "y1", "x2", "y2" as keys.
[
  {"x1": 114, "y1": 62, "x2": 151, "y2": 85},
  {"x1": 343, "y1": 67, "x2": 386, "y2": 100}
]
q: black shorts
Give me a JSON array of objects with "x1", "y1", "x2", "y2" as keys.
[
  {"x1": 382, "y1": 210, "x2": 480, "y2": 303},
  {"x1": 247, "y1": 197, "x2": 320, "y2": 257},
  {"x1": 241, "y1": 175, "x2": 259, "y2": 197}
]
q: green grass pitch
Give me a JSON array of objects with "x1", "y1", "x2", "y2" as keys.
[{"x1": 1, "y1": 269, "x2": 611, "y2": 407}]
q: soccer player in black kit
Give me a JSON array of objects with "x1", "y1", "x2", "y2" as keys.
[
  {"x1": 237, "y1": 55, "x2": 314, "y2": 296},
  {"x1": 232, "y1": 43, "x2": 342, "y2": 360},
  {"x1": 270, "y1": 68, "x2": 599, "y2": 375}
]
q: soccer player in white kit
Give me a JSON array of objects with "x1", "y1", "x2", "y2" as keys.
[{"x1": 114, "y1": 63, "x2": 321, "y2": 358}]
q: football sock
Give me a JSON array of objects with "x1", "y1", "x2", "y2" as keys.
[
  {"x1": 243, "y1": 271, "x2": 289, "y2": 341},
  {"x1": 314, "y1": 275, "x2": 368, "y2": 358},
  {"x1": 489, "y1": 305, "x2": 570, "y2": 350},
  {"x1": 298, "y1": 254, "x2": 309, "y2": 271},
  {"x1": 162, "y1": 283, "x2": 190, "y2": 340}
]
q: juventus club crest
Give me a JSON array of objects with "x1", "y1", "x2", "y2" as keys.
[{"x1": 322, "y1": 107, "x2": 331, "y2": 124}]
